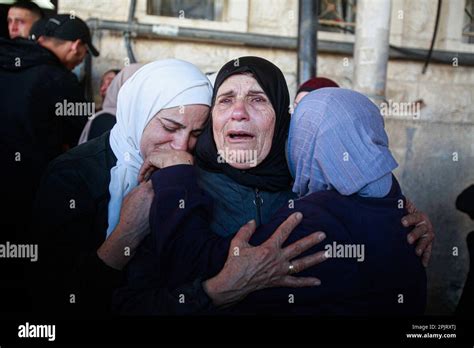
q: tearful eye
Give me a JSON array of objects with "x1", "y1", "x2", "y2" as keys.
[
  {"x1": 163, "y1": 126, "x2": 178, "y2": 133},
  {"x1": 251, "y1": 96, "x2": 267, "y2": 103}
]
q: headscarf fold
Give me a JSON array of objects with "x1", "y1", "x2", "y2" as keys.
[
  {"x1": 288, "y1": 88, "x2": 398, "y2": 197},
  {"x1": 106, "y1": 59, "x2": 213, "y2": 237},
  {"x1": 195, "y1": 56, "x2": 292, "y2": 192},
  {"x1": 78, "y1": 63, "x2": 143, "y2": 145}
]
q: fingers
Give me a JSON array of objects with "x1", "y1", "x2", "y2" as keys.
[
  {"x1": 142, "y1": 179, "x2": 154, "y2": 196},
  {"x1": 407, "y1": 222, "x2": 429, "y2": 244},
  {"x1": 422, "y1": 244, "x2": 432, "y2": 268},
  {"x1": 413, "y1": 229, "x2": 434, "y2": 257},
  {"x1": 138, "y1": 160, "x2": 155, "y2": 183},
  {"x1": 401, "y1": 211, "x2": 426, "y2": 228},
  {"x1": 234, "y1": 220, "x2": 257, "y2": 244},
  {"x1": 282, "y1": 231, "x2": 326, "y2": 260},
  {"x1": 290, "y1": 250, "x2": 327, "y2": 274},
  {"x1": 276, "y1": 275, "x2": 321, "y2": 288},
  {"x1": 407, "y1": 224, "x2": 434, "y2": 245},
  {"x1": 416, "y1": 236, "x2": 432, "y2": 257},
  {"x1": 405, "y1": 199, "x2": 417, "y2": 214},
  {"x1": 266, "y1": 212, "x2": 303, "y2": 248}
]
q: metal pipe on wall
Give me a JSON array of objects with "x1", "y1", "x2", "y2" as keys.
[
  {"x1": 124, "y1": 0, "x2": 137, "y2": 64},
  {"x1": 297, "y1": 0, "x2": 319, "y2": 86},
  {"x1": 85, "y1": 18, "x2": 474, "y2": 66}
]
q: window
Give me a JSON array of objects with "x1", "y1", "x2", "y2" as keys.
[
  {"x1": 318, "y1": 0, "x2": 357, "y2": 34},
  {"x1": 147, "y1": 0, "x2": 225, "y2": 21},
  {"x1": 463, "y1": 0, "x2": 474, "y2": 44}
]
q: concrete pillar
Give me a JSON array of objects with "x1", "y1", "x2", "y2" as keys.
[{"x1": 353, "y1": 0, "x2": 392, "y2": 101}]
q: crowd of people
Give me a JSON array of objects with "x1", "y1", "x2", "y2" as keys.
[{"x1": 1, "y1": 1, "x2": 441, "y2": 316}]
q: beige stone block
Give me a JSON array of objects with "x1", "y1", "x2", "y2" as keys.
[
  {"x1": 59, "y1": 0, "x2": 129, "y2": 21},
  {"x1": 387, "y1": 60, "x2": 422, "y2": 82},
  {"x1": 418, "y1": 82, "x2": 472, "y2": 123},
  {"x1": 399, "y1": 0, "x2": 437, "y2": 49},
  {"x1": 317, "y1": 54, "x2": 353, "y2": 80},
  {"x1": 248, "y1": 0, "x2": 297, "y2": 36}
]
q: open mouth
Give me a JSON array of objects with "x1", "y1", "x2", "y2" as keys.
[{"x1": 226, "y1": 130, "x2": 255, "y2": 141}]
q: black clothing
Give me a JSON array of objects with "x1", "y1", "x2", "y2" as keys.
[
  {"x1": 32, "y1": 132, "x2": 119, "y2": 315},
  {"x1": 0, "y1": 38, "x2": 87, "y2": 312},
  {"x1": 0, "y1": 37, "x2": 87, "y2": 240},
  {"x1": 456, "y1": 232, "x2": 474, "y2": 317},
  {"x1": 32, "y1": 132, "x2": 212, "y2": 316},
  {"x1": 456, "y1": 185, "x2": 474, "y2": 219},
  {"x1": 88, "y1": 113, "x2": 116, "y2": 141}
]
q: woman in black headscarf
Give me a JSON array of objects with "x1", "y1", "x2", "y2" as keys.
[{"x1": 195, "y1": 56, "x2": 297, "y2": 236}]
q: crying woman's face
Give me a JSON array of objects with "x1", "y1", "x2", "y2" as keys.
[
  {"x1": 139, "y1": 104, "x2": 210, "y2": 159},
  {"x1": 212, "y1": 74, "x2": 276, "y2": 169}
]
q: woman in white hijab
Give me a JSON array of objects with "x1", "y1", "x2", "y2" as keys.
[
  {"x1": 33, "y1": 59, "x2": 214, "y2": 315},
  {"x1": 106, "y1": 59, "x2": 214, "y2": 237}
]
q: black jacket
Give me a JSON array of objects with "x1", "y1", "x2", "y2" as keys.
[
  {"x1": 0, "y1": 38, "x2": 87, "y2": 312},
  {"x1": 32, "y1": 132, "x2": 212, "y2": 316},
  {"x1": 0, "y1": 38, "x2": 87, "y2": 242}
]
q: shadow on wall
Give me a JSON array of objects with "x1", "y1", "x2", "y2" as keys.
[{"x1": 386, "y1": 119, "x2": 474, "y2": 314}]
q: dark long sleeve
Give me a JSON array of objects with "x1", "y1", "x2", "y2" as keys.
[
  {"x1": 31, "y1": 161, "x2": 122, "y2": 316},
  {"x1": 149, "y1": 165, "x2": 230, "y2": 288},
  {"x1": 113, "y1": 165, "x2": 230, "y2": 315},
  {"x1": 49, "y1": 70, "x2": 89, "y2": 148}
]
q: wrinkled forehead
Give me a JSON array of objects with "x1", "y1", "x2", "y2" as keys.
[{"x1": 215, "y1": 72, "x2": 265, "y2": 96}]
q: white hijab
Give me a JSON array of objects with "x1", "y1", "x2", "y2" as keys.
[{"x1": 106, "y1": 59, "x2": 213, "y2": 237}]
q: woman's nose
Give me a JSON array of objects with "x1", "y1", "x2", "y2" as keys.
[
  {"x1": 170, "y1": 134, "x2": 190, "y2": 151},
  {"x1": 231, "y1": 101, "x2": 250, "y2": 121}
]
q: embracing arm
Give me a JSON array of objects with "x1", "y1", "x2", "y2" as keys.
[
  {"x1": 402, "y1": 199, "x2": 435, "y2": 267},
  {"x1": 114, "y1": 152, "x2": 327, "y2": 314},
  {"x1": 149, "y1": 163, "x2": 329, "y2": 304}
]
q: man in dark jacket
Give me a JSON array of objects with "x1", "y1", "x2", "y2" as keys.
[{"x1": 0, "y1": 14, "x2": 99, "y2": 312}]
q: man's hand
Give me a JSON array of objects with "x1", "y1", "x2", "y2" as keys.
[
  {"x1": 402, "y1": 199, "x2": 434, "y2": 268},
  {"x1": 203, "y1": 212, "x2": 327, "y2": 307},
  {"x1": 139, "y1": 149, "x2": 194, "y2": 183},
  {"x1": 97, "y1": 180, "x2": 154, "y2": 270}
]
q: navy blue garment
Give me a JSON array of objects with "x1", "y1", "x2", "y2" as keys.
[
  {"x1": 115, "y1": 165, "x2": 426, "y2": 315},
  {"x1": 197, "y1": 166, "x2": 296, "y2": 236}
]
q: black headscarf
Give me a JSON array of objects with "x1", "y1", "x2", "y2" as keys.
[{"x1": 195, "y1": 56, "x2": 292, "y2": 192}]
